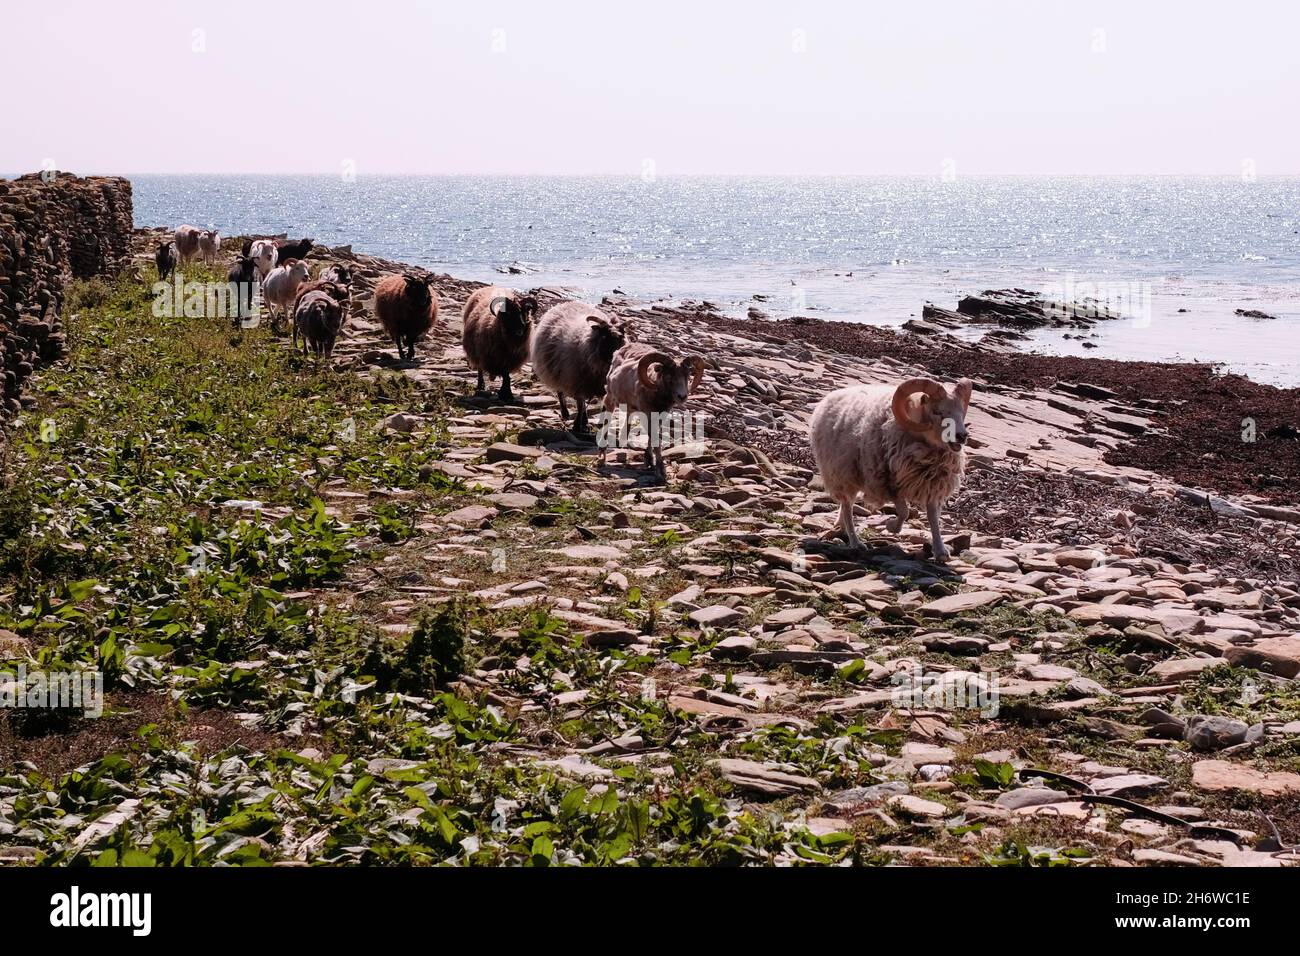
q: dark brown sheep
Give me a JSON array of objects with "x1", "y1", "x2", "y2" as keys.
[
  {"x1": 374, "y1": 273, "x2": 439, "y2": 361},
  {"x1": 461, "y1": 285, "x2": 537, "y2": 402}
]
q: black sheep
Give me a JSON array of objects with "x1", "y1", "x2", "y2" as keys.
[
  {"x1": 226, "y1": 255, "x2": 257, "y2": 326},
  {"x1": 275, "y1": 237, "x2": 314, "y2": 262},
  {"x1": 155, "y1": 241, "x2": 176, "y2": 282}
]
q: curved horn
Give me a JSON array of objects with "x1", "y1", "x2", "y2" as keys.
[
  {"x1": 891, "y1": 378, "x2": 946, "y2": 433},
  {"x1": 637, "y1": 351, "x2": 671, "y2": 391},
  {"x1": 686, "y1": 355, "x2": 705, "y2": 392},
  {"x1": 954, "y1": 377, "x2": 973, "y2": 411},
  {"x1": 489, "y1": 296, "x2": 510, "y2": 317}
]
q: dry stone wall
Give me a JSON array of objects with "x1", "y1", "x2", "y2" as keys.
[{"x1": 0, "y1": 171, "x2": 133, "y2": 415}]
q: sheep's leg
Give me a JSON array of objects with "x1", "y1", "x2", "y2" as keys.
[
  {"x1": 498, "y1": 372, "x2": 513, "y2": 403},
  {"x1": 654, "y1": 446, "x2": 666, "y2": 481},
  {"x1": 476, "y1": 370, "x2": 485, "y2": 392},
  {"x1": 927, "y1": 502, "x2": 950, "y2": 562},
  {"x1": 574, "y1": 399, "x2": 589, "y2": 435},
  {"x1": 557, "y1": 393, "x2": 570, "y2": 422},
  {"x1": 842, "y1": 499, "x2": 864, "y2": 550},
  {"x1": 822, "y1": 497, "x2": 863, "y2": 550},
  {"x1": 887, "y1": 496, "x2": 910, "y2": 534}
]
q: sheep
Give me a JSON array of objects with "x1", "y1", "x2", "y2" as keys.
[
  {"x1": 809, "y1": 377, "x2": 973, "y2": 562},
  {"x1": 245, "y1": 238, "x2": 278, "y2": 279},
  {"x1": 460, "y1": 286, "x2": 537, "y2": 402},
  {"x1": 291, "y1": 276, "x2": 350, "y2": 348},
  {"x1": 600, "y1": 343, "x2": 707, "y2": 478},
  {"x1": 318, "y1": 264, "x2": 352, "y2": 292},
  {"x1": 198, "y1": 229, "x2": 221, "y2": 266},
  {"x1": 174, "y1": 225, "x2": 201, "y2": 266},
  {"x1": 374, "y1": 273, "x2": 439, "y2": 361},
  {"x1": 155, "y1": 241, "x2": 176, "y2": 282},
  {"x1": 529, "y1": 301, "x2": 628, "y2": 435},
  {"x1": 294, "y1": 286, "x2": 348, "y2": 360},
  {"x1": 226, "y1": 255, "x2": 257, "y2": 326},
  {"x1": 600, "y1": 343, "x2": 704, "y2": 478},
  {"x1": 275, "y1": 237, "x2": 314, "y2": 262},
  {"x1": 261, "y1": 259, "x2": 311, "y2": 334}
]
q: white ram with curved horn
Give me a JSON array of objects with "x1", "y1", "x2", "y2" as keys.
[{"x1": 809, "y1": 376, "x2": 973, "y2": 561}]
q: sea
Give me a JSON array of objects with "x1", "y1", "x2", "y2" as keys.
[{"x1": 128, "y1": 175, "x2": 1300, "y2": 386}]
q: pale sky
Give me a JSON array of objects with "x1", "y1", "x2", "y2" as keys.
[{"x1": 5, "y1": 0, "x2": 1298, "y2": 176}]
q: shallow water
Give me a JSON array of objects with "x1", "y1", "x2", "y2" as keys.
[{"x1": 129, "y1": 175, "x2": 1300, "y2": 386}]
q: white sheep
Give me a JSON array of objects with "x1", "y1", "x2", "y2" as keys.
[
  {"x1": 261, "y1": 259, "x2": 311, "y2": 333},
  {"x1": 809, "y1": 377, "x2": 972, "y2": 561},
  {"x1": 248, "y1": 239, "x2": 278, "y2": 279},
  {"x1": 600, "y1": 343, "x2": 704, "y2": 478},
  {"x1": 198, "y1": 229, "x2": 221, "y2": 266}
]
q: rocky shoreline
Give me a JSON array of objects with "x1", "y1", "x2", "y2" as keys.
[{"x1": 111, "y1": 227, "x2": 1300, "y2": 865}]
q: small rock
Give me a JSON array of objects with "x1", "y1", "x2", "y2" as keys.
[
  {"x1": 1184, "y1": 715, "x2": 1255, "y2": 752},
  {"x1": 1091, "y1": 773, "x2": 1167, "y2": 798},
  {"x1": 886, "y1": 794, "x2": 948, "y2": 819},
  {"x1": 995, "y1": 788, "x2": 1073, "y2": 811},
  {"x1": 711, "y1": 635, "x2": 757, "y2": 660}
]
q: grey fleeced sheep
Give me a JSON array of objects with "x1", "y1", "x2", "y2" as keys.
[
  {"x1": 174, "y1": 225, "x2": 201, "y2": 266},
  {"x1": 374, "y1": 273, "x2": 439, "y2": 361},
  {"x1": 291, "y1": 276, "x2": 350, "y2": 349},
  {"x1": 809, "y1": 377, "x2": 973, "y2": 562},
  {"x1": 600, "y1": 343, "x2": 704, "y2": 477},
  {"x1": 294, "y1": 285, "x2": 348, "y2": 360},
  {"x1": 461, "y1": 285, "x2": 538, "y2": 402},
  {"x1": 529, "y1": 301, "x2": 628, "y2": 435}
]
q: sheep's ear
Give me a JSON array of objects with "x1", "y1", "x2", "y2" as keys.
[
  {"x1": 954, "y1": 378, "x2": 973, "y2": 411},
  {"x1": 489, "y1": 297, "x2": 509, "y2": 317}
]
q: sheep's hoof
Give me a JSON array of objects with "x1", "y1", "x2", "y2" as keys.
[{"x1": 887, "y1": 517, "x2": 904, "y2": 534}]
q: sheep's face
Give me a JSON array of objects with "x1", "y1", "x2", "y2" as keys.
[
  {"x1": 587, "y1": 315, "x2": 627, "y2": 360},
  {"x1": 490, "y1": 295, "x2": 535, "y2": 339},
  {"x1": 639, "y1": 353, "x2": 705, "y2": 405},
  {"x1": 287, "y1": 261, "x2": 311, "y2": 284},
  {"x1": 892, "y1": 378, "x2": 972, "y2": 452}
]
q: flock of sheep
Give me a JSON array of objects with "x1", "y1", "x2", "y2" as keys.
[{"x1": 153, "y1": 226, "x2": 974, "y2": 562}]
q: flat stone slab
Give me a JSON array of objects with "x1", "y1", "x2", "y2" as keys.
[
  {"x1": 714, "y1": 758, "x2": 820, "y2": 797},
  {"x1": 1224, "y1": 636, "x2": 1300, "y2": 679},
  {"x1": 918, "y1": 591, "x2": 1004, "y2": 617},
  {"x1": 1191, "y1": 760, "x2": 1300, "y2": 796},
  {"x1": 485, "y1": 442, "x2": 543, "y2": 462},
  {"x1": 443, "y1": 504, "x2": 498, "y2": 526},
  {"x1": 1147, "y1": 656, "x2": 1221, "y2": 681},
  {"x1": 690, "y1": 605, "x2": 746, "y2": 628}
]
